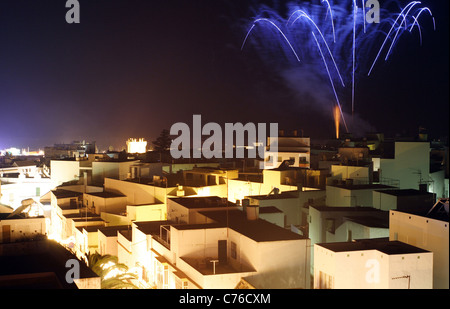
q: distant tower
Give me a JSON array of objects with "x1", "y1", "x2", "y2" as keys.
[{"x1": 126, "y1": 138, "x2": 147, "y2": 154}]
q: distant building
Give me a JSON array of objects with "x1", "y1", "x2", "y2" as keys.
[
  {"x1": 126, "y1": 138, "x2": 147, "y2": 154},
  {"x1": 44, "y1": 141, "x2": 96, "y2": 159},
  {"x1": 262, "y1": 132, "x2": 311, "y2": 169},
  {"x1": 314, "y1": 239, "x2": 433, "y2": 289}
]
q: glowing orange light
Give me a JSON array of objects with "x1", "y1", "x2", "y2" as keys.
[{"x1": 333, "y1": 105, "x2": 340, "y2": 139}]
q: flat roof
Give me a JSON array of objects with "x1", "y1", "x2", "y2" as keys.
[
  {"x1": 328, "y1": 183, "x2": 395, "y2": 190},
  {"x1": 374, "y1": 189, "x2": 435, "y2": 196},
  {"x1": 77, "y1": 225, "x2": 105, "y2": 233},
  {"x1": 317, "y1": 239, "x2": 429, "y2": 255},
  {"x1": 134, "y1": 220, "x2": 175, "y2": 235},
  {"x1": 310, "y1": 205, "x2": 385, "y2": 213},
  {"x1": 248, "y1": 191, "x2": 299, "y2": 200},
  {"x1": 85, "y1": 191, "x2": 126, "y2": 198},
  {"x1": 197, "y1": 209, "x2": 306, "y2": 242},
  {"x1": 118, "y1": 229, "x2": 132, "y2": 241},
  {"x1": 343, "y1": 215, "x2": 389, "y2": 228},
  {"x1": 169, "y1": 196, "x2": 237, "y2": 209},
  {"x1": 259, "y1": 206, "x2": 283, "y2": 214},
  {"x1": 0, "y1": 240, "x2": 98, "y2": 289},
  {"x1": 51, "y1": 189, "x2": 83, "y2": 199},
  {"x1": 98, "y1": 225, "x2": 130, "y2": 237}
]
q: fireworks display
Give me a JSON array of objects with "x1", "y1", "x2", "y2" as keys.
[{"x1": 241, "y1": 0, "x2": 435, "y2": 136}]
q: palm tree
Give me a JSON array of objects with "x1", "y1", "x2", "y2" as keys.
[{"x1": 86, "y1": 252, "x2": 139, "y2": 289}]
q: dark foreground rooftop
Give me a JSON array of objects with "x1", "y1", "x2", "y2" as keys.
[
  {"x1": 317, "y1": 239, "x2": 430, "y2": 255},
  {"x1": 0, "y1": 239, "x2": 98, "y2": 289}
]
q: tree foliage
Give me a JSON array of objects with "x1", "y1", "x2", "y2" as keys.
[
  {"x1": 86, "y1": 252, "x2": 138, "y2": 289},
  {"x1": 152, "y1": 129, "x2": 172, "y2": 152}
]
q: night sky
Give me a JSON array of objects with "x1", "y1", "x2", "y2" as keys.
[{"x1": 0, "y1": 0, "x2": 448, "y2": 151}]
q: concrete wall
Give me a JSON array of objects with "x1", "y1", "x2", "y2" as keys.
[
  {"x1": 380, "y1": 142, "x2": 430, "y2": 190},
  {"x1": 0, "y1": 217, "x2": 46, "y2": 243},
  {"x1": 50, "y1": 160, "x2": 80, "y2": 186},
  {"x1": 326, "y1": 185, "x2": 375, "y2": 207},
  {"x1": 389, "y1": 210, "x2": 449, "y2": 289},
  {"x1": 314, "y1": 245, "x2": 433, "y2": 289}
]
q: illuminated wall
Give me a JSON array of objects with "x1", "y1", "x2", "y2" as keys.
[{"x1": 126, "y1": 138, "x2": 147, "y2": 154}]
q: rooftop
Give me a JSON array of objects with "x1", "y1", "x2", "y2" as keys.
[
  {"x1": 84, "y1": 191, "x2": 126, "y2": 198},
  {"x1": 169, "y1": 196, "x2": 237, "y2": 209},
  {"x1": 198, "y1": 209, "x2": 306, "y2": 242},
  {"x1": 98, "y1": 225, "x2": 130, "y2": 237},
  {"x1": 259, "y1": 206, "x2": 283, "y2": 214},
  {"x1": 328, "y1": 183, "x2": 395, "y2": 190},
  {"x1": 248, "y1": 190, "x2": 299, "y2": 200},
  {"x1": 0, "y1": 239, "x2": 98, "y2": 289},
  {"x1": 317, "y1": 239, "x2": 430, "y2": 255},
  {"x1": 134, "y1": 220, "x2": 175, "y2": 235},
  {"x1": 51, "y1": 189, "x2": 83, "y2": 199},
  {"x1": 310, "y1": 205, "x2": 386, "y2": 213},
  {"x1": 343, "y1": 215, "x2": 389, "y2": 228},
  {"x1": 374, "y1": 189, "x2": 435, "y2": 196}
]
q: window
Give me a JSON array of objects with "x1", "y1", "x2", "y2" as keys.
[{"x1": 175, "y1": 277, "x2": 189, "y2": 289}]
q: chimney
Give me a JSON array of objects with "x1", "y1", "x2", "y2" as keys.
[
  {"x1": 242, "y1": 198, "x2": 250, "y2": 212},
  {"x1": 419, "y1": 183, "x2": 428, "y2": 193},
  {"x1": 246, "y1": 205, "x2": 259, "y2": 221}
]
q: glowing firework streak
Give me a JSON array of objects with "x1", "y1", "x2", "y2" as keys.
[
  {"x1": 409, "y1": 7, "x2": 435, "y2": 45},
  {"x1": 362, "y1": 0, "x2": 366, "y2": 33},
  {"x1": 384, "y1": 1, "x2": 421, "y2": 61},
  {"x1": 334, "y1": 104, "x2": 340, "y2": 139},
  {"x1": 288, "y1": 10, "x2": 345, "y2": 87},
  {"x1": 312, "y1": 32, "x2": 349, "y2": 132},
  {"x1": 352, "y1": 0, "x2": 357, "y2": 115},
  {"x1": 321, "y1": 0, "x2": 336, "y2": 42},
  {"x1": 367, "y1": 1, "x2": 420, "y2": 75},
  {"x1": 241, "y1": 18, "x2": 301, "y2": 62}
]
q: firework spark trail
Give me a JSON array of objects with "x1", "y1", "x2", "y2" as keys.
[
  {"x1": 352, "y1": 0, "x2": 357, "y2": 115},
  {"x1": 384, "y1": 1, "x2": 421, "y2": 61},
  {"x1": 312, "y1": 31, "x2": 349, "y2": 132},
  {"x1": 409, "y1": 7, "x2": 434, "y2": 45},
  {"x1": 321, "y1": 0, "x2": 336, "y2": 42},
  {"x1": 241, "y1": 18, "x2": 301, "y2": 62},
  {"x1": 288, "y1": 10, "x2": 345, "y2": 87},
  {"x1": 367, "y1": 1, "x2": 423, "y2": 75}
]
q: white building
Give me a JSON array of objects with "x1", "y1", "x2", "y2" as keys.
[
  {"x1": 389, "y1": 208, "x2": 449, "y2": 289},
  {"x1": 308, "y1": 205, "x2": 389, "y2": 275},
  {"x1": 262, "y1": 135, "x2": 310, "y2": 169},
  {"x1": 372, "y1": 141, "x2": 430, "y2": 190},
  {"x1": 117, "y1": 197, "x2": 311, "y2": 289},
  {"x1": 326, "y1": 183, "x2": 396, "y2": 207},
  {"x1": 314, "y1": 239, "x2": 433, "y2": 289}
]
